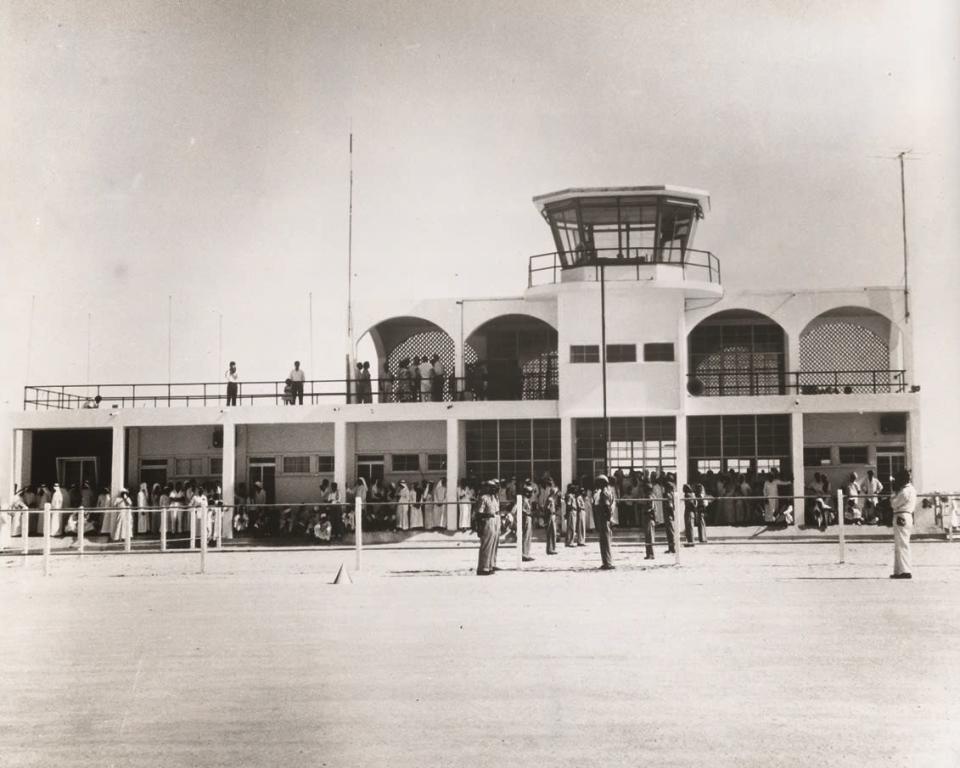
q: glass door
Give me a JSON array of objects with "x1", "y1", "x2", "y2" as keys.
[{"x1": 248, "y1": 458, "x2": 276, "y2": 504}]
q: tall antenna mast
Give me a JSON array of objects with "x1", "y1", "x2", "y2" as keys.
[
  {"x1": 898, "y1": 150, "x2": 910, "y2": 321},
  {"x1": 346, "y1": 128, "x2": 355, "y2": 392}
]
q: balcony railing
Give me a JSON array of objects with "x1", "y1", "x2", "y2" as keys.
[
  {"x1": 528, "y1": 246, "x2": 721, "y2": 288},
  {"x1": 23, "y1": 372, "x2": 559, "y2": 411},
  {"x1": 687, "y1": 369, "x2": 909, "y2": 397}
]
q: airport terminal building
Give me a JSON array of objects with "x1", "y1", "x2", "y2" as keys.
[{"x1": 1, "y1": 185, "x2": 920, "y2": 526}]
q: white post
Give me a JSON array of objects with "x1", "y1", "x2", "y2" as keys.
[
  {"x1": 836, "y1": 488, "x2": 845, "y2": 564},
  {"x1": 216, "y1": 507, "x2": 223, "y2": 549},
  {"x1": 354, "y1": 495, "x2": 362, "y2": 571},
  {"x1": 22, "y1": 509, "x2": 29, "y2": 556},
  {"x1": 673, "y1": 491, "x2": 681, "y2": 566},
  {"x1": 124, "y1": 509, "x2": 132, "y2": 553},
  {"x1": 43, "y1": 503, "x2": 51, "y2": 576},
  {"x1": 78, "y1": 506, "x2": 85, "y2": 555},
  {"x1": 189, "y1": 505, "x2": 196, "y2": 550},
  {"x1": 200, "y1": 506, "x2": 208, "y2": 575},
  {"x1": 515, "y1": 497, "x2": 523, "y2": 570},
  {"x1": 160, "y1": 504, "x2": 167, "y2": 552},
  {"x1": 790, "y1": 411, "x2": 805, "y2": 527}
]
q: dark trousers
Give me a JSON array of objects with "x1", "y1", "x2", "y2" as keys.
[
  {"x1": 696, "y1": 510, "x2": 708, "y2": 543},
  {"x1": 684, "y1": 506, "x2": 696, "y2": 544},
  {"x1": 664, "y1": 512, "x2": 676, "y2": 552},
  {"x1": 644, "y1": 514, "x2": 656, "y2": 557},
  {"x1": 597, "y1": 514, "x2": 613, "y2": 566},
  {"x1": 565, "y1": 510, "x2": 576, "y2": 546},
  {"x1": 492, "y1": 514, "x2": 501, "y2": 568},
  {"x1": 226, "y1": 382, "x2": 238, "y2": 406},
  {"x1": 545, "y1": 515, "x2": 556, "y2": 553},
  {"x1": 292, "y1": 382, "x2": 304, "y2": 404},
  {"x1": 522, "y1": 514, "x2": 532, "y2": 557},
  {"x1": 576, "y1": 508, "x2": 586, "y2": 545},
  {"x1": 431, "y1": 377, "x2": 443, "y2": 402}
]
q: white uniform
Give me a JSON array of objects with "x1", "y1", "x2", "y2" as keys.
[{"x1": 891, "y1": 482, "x2": 917, "y2": 576}]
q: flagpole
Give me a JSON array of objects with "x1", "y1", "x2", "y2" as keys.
[
  {"x1": 167, "y1": 295, "x2": 173, "y2": 383},
  {"x1": 898, "y1": 151, "x2": 910, "y2": 322},
  {"x1": 346, "y1": 128, "x2": 354, "y2": 400}
]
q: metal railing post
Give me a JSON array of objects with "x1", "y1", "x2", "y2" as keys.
[
  {"x1": 836, "y1": 489, "x2": 845, "y2": 564},
  {"x1": 515, "y1": 497, "x2": 523, "y2": 570},
  {"x1": 78, "y1": 506, "x2": 85, "y2": 555},
  {"x1": 189, "y1": 505, "x2": 196, "y2": 550},
  {"x1": 124, "y1": 509, "x2": 132, "y2": 553},
  {"x1": 355, "y1": 495, "x2": 363, "y2": 571},
  {"x1": 43, "y1": 504, "x2": 51, "y2": 576},
  {"x1": 200, "y1": 506, "x2": 208, "y2": 574},
  {"x1": 22, "y1": 511, "x2": 29, "y2": 556},
  {"x1": 160, "y1": 505, "x2": 167, "y2": 552},
  {"x1": 216, "y1": 506, "x2": 223, "y2": 549}
]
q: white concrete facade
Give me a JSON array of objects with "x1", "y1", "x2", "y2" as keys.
[{"x1": 2, "y1": 185, "x2": 927, "y2": 514}]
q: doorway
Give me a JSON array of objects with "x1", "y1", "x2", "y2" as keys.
[{"x1": 248, "y1": 457, "x2": 277, "y2": 504}]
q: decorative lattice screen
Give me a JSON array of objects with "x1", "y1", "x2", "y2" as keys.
[
  {"x1": 800, "y1": 321, "x2": 889, "y2": 371},
  {"x1": 386, "y1": 331, "x2": 476, "y2": 376}
]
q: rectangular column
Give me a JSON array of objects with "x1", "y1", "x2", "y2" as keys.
[
  {"x1": 221, "y1": 423, "x2": 236, "y2": 539},
  {"x1": 790, "y1": 411, "x2": 805, "y2": 526},
  {"x1": 674, "y1": 415, "x2": 688, "y2": 495},
  {"x1": 446, "y1": 418, "x2": 461, "y2": 531},
  {"x1": 560, "y1": 416, "x2": 573, "y2": 491},
  {"x1": 908, "y1": 410, "x2": 922, "y2": 490},
  {"x1": 110, "y1": 425, "x2": 125, "y2": 499},
  {"x1": 0, "y1": 421, "x2": 13, "y2": 503},
  {"x1": 18, "y1": 429, "x2": 31, "y2": 489},
  {"x1": 334, "y1": 421, "x2": 355, "y2": 491}
]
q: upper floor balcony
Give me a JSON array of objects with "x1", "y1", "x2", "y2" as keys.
[{"x1": 528, "y1": 245, "x2": 721, "y2": 288}]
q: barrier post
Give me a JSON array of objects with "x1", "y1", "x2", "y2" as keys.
[
  {"x1": 160, "y1": 505, "x2": 167, "y2": 552},
  {"x1": 515, "y1": 497, "x2": 523, "y2": 570},
  {"x1": 216, "y1": 506, "x2": 223, "y2": 549},
  {"x1": 124, "y1": 508, "x2": 132, "y2": 553},
  {"x1": 78, "y1": 506, "x2": 85, "y2": 555},
  {"x1": 200, "y1": 506, "x2": 208, "y2": 574},
  {"x1": 673, "y1": 492, "x2": 681, "y2": 566},
  {"x1": 189, "y1": 505, "x2": 196, "y2": 550},
  {"x1": 43, "y1": 503, "x2": 52, "y2": 576},
  {"x1": 354, "y1": 496, "x2": 362, "y2": 571},
  {"x1": 22, "y1": 510, "x2": 29, "y2": 556},
  {"x1": 836, "y1": 489, "x2": 846, "y2": 564}
]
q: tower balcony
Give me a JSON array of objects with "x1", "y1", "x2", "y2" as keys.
[{"x1": 528, "y1": 246, "x2": 721, "y2": 289}]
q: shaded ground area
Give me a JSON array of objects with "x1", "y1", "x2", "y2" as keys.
[{"x1": 2, "y1": 541, "x2": 959, "y2": 767}]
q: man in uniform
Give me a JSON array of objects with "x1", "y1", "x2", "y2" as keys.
[
  {"x1": 640, "y1": 481, "x2": 656, "y2": 560},
  {"x1": 543, "y1": 480, "x2": 559, "y2": 555},
  {"x1": 576, "y1": 484, "x2": 587, "y2": 546},
  {"x1": 564, "y1": 484, "x2": 577, "y2": 547},
  {"x1": 594, "y1": 475, "x2": 616, "y2": 570},
  {"x1": 662, "y1": 481, "x2": 678, "y2": 554},
  {"x1": 889, "y1": 469, "x2": 917, "y2": 579},
  {"x1": 476, "y1": 480, "x2": 500, "y2": 575},
  {"x1": 520, "y1": 481, "x2": 535, "y2": 562}
]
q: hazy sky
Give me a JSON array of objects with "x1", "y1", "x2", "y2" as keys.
[{"x1": 1, "y1": 1, "x2": 957, "y2": 476}]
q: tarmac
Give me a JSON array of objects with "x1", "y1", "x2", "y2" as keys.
[{"x1": 2, "y1": 538, "x2": 958, "y2": 767}]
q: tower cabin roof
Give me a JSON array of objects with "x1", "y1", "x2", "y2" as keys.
[{"x1": 532, "y1": 185, "x2": 711, "y2": 213}]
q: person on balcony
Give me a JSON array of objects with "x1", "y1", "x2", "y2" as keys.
[
  {"x1": 430, "y1": 355, "x2": 445, "y2": 401},
  {"x1": 288, "y1": 361, "x2": 306, "y2": 405},
  {"x1": 379, "y1": 362, "x2": 394, "y2": 403},
  {"x1": 417, "y1": 356, "x2": 433, "y2": 402},
  {"x1": 358, "y1": 361, "x2": 373, "y2": 403},
  {"x1": 225, "y1": 361, "x2": 239, "y2": 406}
]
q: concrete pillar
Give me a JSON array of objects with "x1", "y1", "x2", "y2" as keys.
[
  {"x1": 674, "y1": 415, "x2": 688, "y2": 495},
  {"x1": 110, "y1": 425, "x2": 125, "y2": 498},
  {"x1": 445, "y1": 418, "x2": 461, "y2": 531},
  {"x1": 19, "y1": 429, "x2": 32, "y2": 488},
  {"x1": 334, "y1": 421, "x2": 356, "y2": 490},
  {"x1": 222, "y1": 423, "x2": 236, "y2": 505},
  {"x1": 908, "y1": 409, "x2": 922, "y2": 490},
  {"x1": 790, "y1": 411, "x2": 805, "y2": 526},
  {"x1": 786, "y1": 328, "x2": 801, "y2": 379},
  {"x1": 560, "y1": 416, "x2": 574, "y2": 491},
  {"x1": 455, "y1": 302, "x2": 466, "y2": 379}
]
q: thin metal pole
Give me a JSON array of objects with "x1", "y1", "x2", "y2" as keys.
[
  {"x1": 218, "y1": 312, "x2": 223, "y2": 382},
  {"x1": 600, "y1": 264, "x2": 609, "y2": 463},
  {"x1": 124, "y1": 509, "x2": 132, "y2": 553},
  {"x1": 345, "y1": 129, "x2": 355, "y2": 399},
  {"x1": 167, "y1": 295, "x2": 173, "y2": 383},
  {"x1": 78, "y1": 506, "x2": 85, "y2": 555},
  {"x1": 160, "y1": 504, "x2": 167, "y2": 552},
  {"x1": 309, "y1": 292, "x2": 314, "y2": 381},
  {"x1": 200, "y1": 506, "x2": 208, "y2": 574},
  {"x1": 515, "y1": 497, "x2": 523, "y2": 570},
  {"x1": 355, "y1": 495, "x2": 363, "y2": 571},
  {"x1": 898, "y1": 151, "x2": 910, "y2": 321},
  {"x1": 43, "y1": 504, "x2": 51, "y2": 576},
  {"x1": 22, "y1": 510, "x2": 29, "y2": 556},
  {"x1": 836, "y1": 489, "x2": 846, "y2": 564},
  {"x1": 26, "y1": 295, "x2": 36, "y2": 385},
  {"x1": 673, "y1": 491, "x2": 681, "y2": 566},
  {"x1": 86, "y1": 312, "x2": 92, "y2": 386}
]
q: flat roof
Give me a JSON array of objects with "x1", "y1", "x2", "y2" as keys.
[{"x1": 532, "y1": 185, "x2": 711, "y2": 212}]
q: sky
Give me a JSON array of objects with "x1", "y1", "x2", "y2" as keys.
[{"x1": 1, "y1": 1, "x2": 958, "y2": 482}]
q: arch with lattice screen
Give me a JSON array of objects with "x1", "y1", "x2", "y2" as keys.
[
  {"x1": 798, "y1": 308, "x2": 901, "y2": 393},
  {"x1": 465, "y1": 314, "x2": 559, "y2": 401}
]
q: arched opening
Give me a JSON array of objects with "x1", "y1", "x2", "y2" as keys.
[
  {"x1": 798, "y1": 307, "x2": 904, "y2": 393},
  {"x1": 464, "y1": 314, "x2": 558, "y2": 401},
  {"x1": 687, "y1": 309, "x2": 786, "y2": 396},
  {"x1": 357, "y1": 316, "x2": 466, "y2": 402}
]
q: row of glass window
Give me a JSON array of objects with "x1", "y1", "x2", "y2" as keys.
[{"x1": 570, "y1": 343, "x2": 674, "y2": 364}]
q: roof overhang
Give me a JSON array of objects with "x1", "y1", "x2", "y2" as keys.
[{"x1": 532, "y1": 185, "x2": 711, "y2": 213}]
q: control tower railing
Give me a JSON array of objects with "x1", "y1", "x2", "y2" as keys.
[{"x1": 528, "y1": 246, "x2": 720, "y2": 288}]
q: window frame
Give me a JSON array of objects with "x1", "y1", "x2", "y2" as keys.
[
  {"x1": 281, "y1": 455, "x2": 312, "y2": 475},
  {"x1": 570, "y1": 344, "x2": 600, "y2": 364},
  {"x1": 391, "y1": 453, "x2": 421, "y2": 473},
  {"x1": 643, "y1": 343, "x2": 675, "y2": 362},
  {"x1": 605, "y1": 344, "x2": 637, "y2": 363}
]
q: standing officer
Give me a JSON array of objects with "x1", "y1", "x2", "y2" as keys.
[
  {"x1": 521, "y1": 481, "x2": 535, "y2": 562},
  {"x1": 594, "y1": 475, "x2": 616, "y2": 570},
  {"x1": 640, "y1": 482, "x2": 656, "y2": 560},
  {"x1": 543, "y1": 480, "x2": 559, "y2": 555},
  {"x1": 890, "y1": 469, "x2": 917, "y2": 579},
  {"x1": 476, "y1": 480, "x2": 500, "y2": 576},
  {"x1": 576, "y1": 484, "x2": 587, "y2": 547},
  {"x1": 662, "y1": 481, "x2": 678, "y2": 554},
  {"x1": 564, "y1": 484, "x2": 578, "y2": 547}
]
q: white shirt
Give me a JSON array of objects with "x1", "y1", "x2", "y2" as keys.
[
  {"x1": 860, "y1": 477, "x2": 883, "y2": 504},
  {"x1": 289, "y1": 368, "x2": 306, "y2": 382},
  {"x1": 891, "y1": 483, "x2": 917, "y2": 514},
  {"x1": 225, "y1": 369, "x2": 239, "y2": 383},
  {"x1": 418, "y1": 361, "x2": 433, "y2": 380}
]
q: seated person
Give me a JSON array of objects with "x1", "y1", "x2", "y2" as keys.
[{"x1": 313, "y1": 513, "x2": 332, "y2": 543}]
